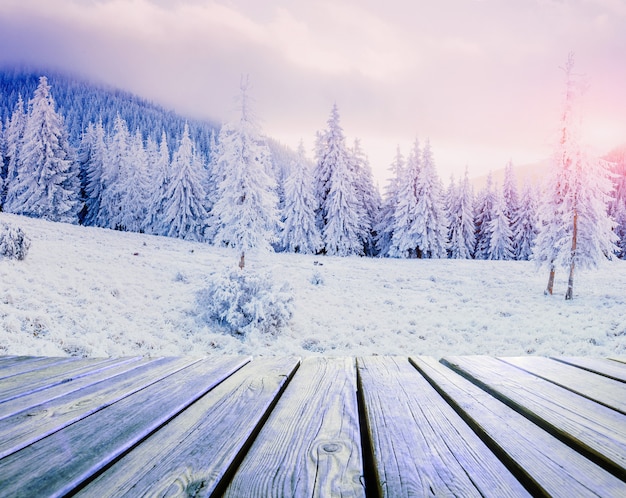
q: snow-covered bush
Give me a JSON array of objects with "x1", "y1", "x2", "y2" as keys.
[
  {"x1": 197, "y1": 268, "x2": 294, "y2": 337},
  {"x1": 0, "y1": 223, "x2": 31, "y2": 261}
]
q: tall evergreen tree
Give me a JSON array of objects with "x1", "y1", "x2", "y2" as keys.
[
  {"x1": 280, "y1": 141, "x2": 322, "y2": 253},
  {"x1": 474, "y1": 171, "x2": 496, "y2": 259},
  {"x1": 145, "y1": 130, "x2": 171, "y2": 233},
  {"x1": 77, "y1": 121, "x2": 108, "y2": 226},
  {"x1": 350, "y1": 138, "x2": 380, "y2": 256},
  {"x1": 376, "y1": 146, "x2": 405, "y2": 257},
  {"x1": 2, "y1": 95, "x2": 26, "y2": 210},
  {"x1": 6, "y1": 77, "x2": 80, "y2": 222},
  {"x1": 118, "y1": 129, "x2": 150, "y2": 232},
  {"x1": 502, "y1": 160, "x2": 519, "y2": 225},
  {"x1": 614, "y1": 199, "x2": 626, "y2": 259},
  {"x1": 314, "y1": 104, "x2": 362, "y2": 256},
  {"x1": 534, "y1": 54, "x2": 617, "y2": 299},
  {"x1": 99, "y1": 114, "x2": 130, "y2": 229},
  {"x1": 211, "y1": 78, "x2": 279, "y2": 264},
  {"x1": 487, "y1": 188, "x2": 514, "y2": 260},
  {"x1": 512, "y1": 181, "x2": 538, "y2": 260},
  {"x1": 448, "y1": 168, "x2": 475, "y2": 259},
  {"x1": 414, "y1": 139, "x2": 448, "y2": 258},
  {"x1": 389, "y1": 139, "x2": 422, "y2": 258},
  {"x1": 158, "y1": 123, "x2": 208, "y2": 240}
]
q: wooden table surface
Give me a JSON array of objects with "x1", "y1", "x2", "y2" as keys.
[{"x1": 0, "y1": 355, "x2": 624, "y2": 497}]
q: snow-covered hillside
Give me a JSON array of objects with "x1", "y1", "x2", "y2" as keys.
[{"x1": 1, "y1": 213, "x2": 625, "y2": 358}]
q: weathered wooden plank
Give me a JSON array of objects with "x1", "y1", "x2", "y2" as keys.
[
  {"x1": 75, "y1": 357, "x2": 300, "y2": 497},
  {"x1": 0, "y1": 356, "x2": 249, "y2": 497},
  {"x1": 0, "y1": 357, "x2": 196, "y2": 459},
  {"x1": 223, "y1": 357, "x2": 364, "y2": 497},
  {"x1": 357, "y1": 356, "x2": 529, "y2": 497},
  {"x1": 0, "y1": 357, "x2": 125, "y2": 403},
  {"x1": 552, "y1": 356, "x2": 626, "y2": 383},
  {"x1": 0, "y1": 356, "x2": 79, "y2": 381},
  {"x1": 502, "y1": 356, "x2": 626, "y2": 414},
  {"x1": 411, "y1": 357, "x2": 626, "y2": 497},
  {"x1": 0, "y1": 357, "x2": 143, "y2": 421},
  {"x1": 442, "y1": 355, "x2": 626, "y2": 477},
  {"x1": 610, "y1": 357, "x2": 626, "y2": 365}
]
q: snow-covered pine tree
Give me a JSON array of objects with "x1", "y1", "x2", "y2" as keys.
[
  {"x1": 211, "y1": 78, "x2": 279, "y2": 264},
  {"x1": 157, "y1": 123, "x2": 208, "y2": 241},
  {"x1": 0, "y1": 120, "x2": 4, "y2": 207},
  {"x1": 350, "y1": 138, "x2": 380, "y2": 256},
  {"x1": 487, "y1": 188, "x2": 514, "y2": 260},
  {"x1": 6, "y1": 77, "x2": 80, "y2": 223},
  {"x1": 512, "y1": 181, "x2": 538, "y2": 260},
  {"x1": 533, "y1": 54, "x2": 617, "y2": 299},
  {"x1": 375, "y1": 146, "x2": 405, "y2": 257},
  {"x1": 474, "y1": 171, "x2": 496, "y2": 259},
  {"x1": 448, "y1": 168, "x2": 475, "y2": 259},
  {"x1": 413, "y1": 139, "x2": 448, "y2": 258},
  {"x1": 389, "y1": 139, "x2": 421, "y2": 258},
  {"x1": 2, "y1": 95, "x2": 26, "y2": 210},
  {"x1": 80, "y1": 121, "x2": 107, "y2": 226},
  {"x1": 117, "y1": 129, "x2": 150, "y2": 232},
  {"x1": 145, "y1": 130, "x2": 171, "y2": 234},
  {"x1": 314, "y1": 104, "x2": 363, "y2": 256},
  {"x1": 98, "y1": 114, "x2": 130, "y2": 229},
  {"x1": 502, "y1": 160, "x2": 519, "y2": 252},
  {"x1": 614, "y1": 199, "x2": 626, "y2": 259},
  {"x1": 280, "y1": 141, "x2": 322, "y2": 253}
]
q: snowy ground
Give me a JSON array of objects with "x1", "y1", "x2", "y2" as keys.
[{"x1": 1, "y1": 212, "x2": 625, "y2": 358}]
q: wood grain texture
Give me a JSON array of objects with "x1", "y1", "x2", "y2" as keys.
[
  {"x1": 551, "y1": 356, "x2": 626, "y2": 383},
  {"x1": 0, "y1": 357, "x2": 193, "y2": 459},
  {"x1": 441, "y1": 355, "x2": 626, "y2": 476},
  {"x1": 411, "y1": 357, "x2": 626, "y2": 497},
  {"x1": 0, "y1": 356, "x2": 79, "y2": 381},
  {"x1": 502, "y1": 356, "x2": 626, "y2": 414},
  {"x1": 0, "y1": 356, "x2": 249, "y2": 497},
  {"x1": 357, "y1": 356, "x2": 529, "y2": 497},
  {"x1": 0, "y1": 357, "x2": 124, "y2": 403},
  {"x1": 223, "y1": 357, "x2": 365, "y2": 498},
  {"x1": 0, "y1": 356, "x2": 143, "y2": 421},
  {"x1": 76, "y1": 357, "x2": 300, "y2": 497}
]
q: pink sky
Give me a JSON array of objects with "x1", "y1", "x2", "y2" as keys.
[{"x1": 1, "y1": 0, "x2": 624, "y2": 185}]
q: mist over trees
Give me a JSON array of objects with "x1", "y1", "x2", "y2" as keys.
[{"x1": 1, "y1": 66, "x2": 624, "y2": 283}]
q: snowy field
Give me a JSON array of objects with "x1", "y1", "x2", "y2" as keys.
[{"x1": 1, "y1": 212, "x2": 625, "y2": 358}]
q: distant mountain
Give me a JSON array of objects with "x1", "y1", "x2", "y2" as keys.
[{"x1": 0, "y1": 66, "x2": 221, "y2": 159}]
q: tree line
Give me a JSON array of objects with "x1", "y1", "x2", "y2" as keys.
[{"x1": 0, "y1": 70, "x2": 624, "y2": 283}]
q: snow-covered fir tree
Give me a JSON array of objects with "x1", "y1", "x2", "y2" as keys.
[
  {"x1": 158, "y1": 123, "x2": 208, "y2": 241},
  {"x1": 211, "y1": 78, "x2": 279, "y2": 261},
  {"x1": 389, "y1": 139, "x2": 422, "y2": 258},
  {"x1": 5, "y1": 77, "x2": 80, "y2": 222},
  {"x1": 314, "y1": 105, "x2": 363, "y2": 256},
  {"x1": 78, "y1": 121, "x2": 108, "y2": 226},
  {"x1": 376, "y1": 146, "x2": 405, "y2": 257},
  {"x1": 502, "y1": 160, "x2": 519, "y2": 251},
  {"x1": 145, "y1": 130, "x2": 171, "y2": 233},
  {"x1": 448, "y1": 168, "x2": 475, "y2": 259},
  {"x1": 2, "y1": 95, "x2": 26, "y2": 210},
  {"x1": 533, "y1": 54, "x2": 617, "y2": 299},
  {"x1": 349, "y1": 138, "x2": 380, "y2": 256},
  {"x1": 614, "y1": 199, "x2": 626, "y2": 259},
  {"x1": 487, "y1": 188, "x2": 514, "y2": 260},
  {"x1": 474, "y1": 171, "x2": 496, "y2": 259},
  {"x1": 280, "y1": 141, "x2": 322, "y2": 253},
  {"x1": 117, "y1": 129, "x2": 150, "y2": 232},
  {"x1": 512, "y1": 181, "x2": 538, "y2": 260},
  {"x1": 413, "y1": 139, "x2": 448, "y2": 258},
  {"x1": 99, "y1": 114, "x2": 130, "y2": 229}
]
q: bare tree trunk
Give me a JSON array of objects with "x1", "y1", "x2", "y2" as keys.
[
  {"x1": 545, "y1": 264, "x2": 555, "y2": 295},
  {"x1": 238, "y1": 251, "x2": 245, "y2": 270},
  {"x1": 565, "y1": 211, "x2": 578, "y2": 300}
]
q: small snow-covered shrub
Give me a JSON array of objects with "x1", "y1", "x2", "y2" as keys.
[
  {"x1": 0, "y1": 223, "x2": 31, "y2": 261},
  {"x1": 310, "y1": 270, "x2": 324, "y2": 286},
  {"x1": 197, "y1": 268, "x2": 294, "y2": 337}
]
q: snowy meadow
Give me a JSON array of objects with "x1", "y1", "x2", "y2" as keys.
[{"x1": 1, "y1": 213, "x2": 625, "y2": 358}]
